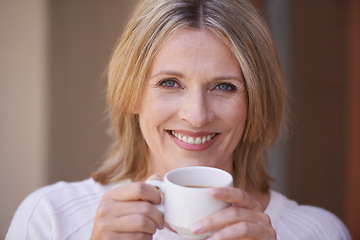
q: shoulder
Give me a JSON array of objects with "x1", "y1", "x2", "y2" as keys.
[
  {"x1": 13, "y1": 178, "x2": 108, "y2": 217},
  {"x1": 266, "y1": 191, "x2": 351, "y2": 240},
  {"x1": 6, "y1": 178, "x2": 128, "y2": 239}
]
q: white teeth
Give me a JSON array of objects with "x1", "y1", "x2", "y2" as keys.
[
  {"x1": 195, "y1": 137, "x2": 202, "y2": 145},
  {"x1": 170, "y1": 131, "x2": 216, "y2": 145},
  {"x1": 188, "y1": 137, "x2": 195, "y2": 144}
]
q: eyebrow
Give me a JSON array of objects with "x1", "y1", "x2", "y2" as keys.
[
  {"x1": 149, "y1": 70, "x2": 243, "y2": 82},
  {"x1": 149, "y1": 70, "x2": 185, "y2": 80}
]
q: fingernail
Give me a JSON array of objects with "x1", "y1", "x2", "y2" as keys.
[
  {"x1": 211, "y1": 188, "x2": 222, "y2": 197},
  {"x1": 147, "y1": 173, "x2": 162, "y2": 181},
  {"x1": 191, "y1": 222, "x2": 203, "y2": 233}
]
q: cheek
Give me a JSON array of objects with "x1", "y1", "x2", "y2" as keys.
[
  {"x1": 234, "y1": 103, "x2": 248, "y2": 134},
  {"x1": 234, "y1": 103, "x2": 247, "y2": 127},
  {"x1": 230, "y1": 108, "x2": 247, "y2": 139},
  {"x1": 215, "y1": 97, "x2": 248, "y2": 146},
  {"x1": 215, "y1": 96, "x2": 247, "y2": 125},
  {"x1": 142, "y1": 94, "x2": 179, "y2": 121},
  {"x1": 138, "y1": 94, "x2": 178, "y2": 137}
]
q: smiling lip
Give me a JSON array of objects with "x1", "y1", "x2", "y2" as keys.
[{"x1": 167, "y1": 130, "x2": 217, "y2": 151}]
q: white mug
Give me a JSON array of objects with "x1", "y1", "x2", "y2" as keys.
[{"x1": 146, "y1": 166, "x2": 233, "y2": 239}]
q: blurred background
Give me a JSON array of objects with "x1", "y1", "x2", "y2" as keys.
[{"x1": 1, "y1": 0, "x2": 359, "y2": 238}]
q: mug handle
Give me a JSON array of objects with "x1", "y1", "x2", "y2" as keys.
[{"x1": 146, "y1": 180, "x2": 165, "y2": 213}]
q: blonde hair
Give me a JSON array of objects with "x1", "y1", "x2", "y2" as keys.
[{"x1": 92, "y1": 0, "x2": 287, "y2": 193}]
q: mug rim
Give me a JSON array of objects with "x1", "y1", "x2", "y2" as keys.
[{"x1": 164, "y1": 166, "x2": 233, "y2": 190}]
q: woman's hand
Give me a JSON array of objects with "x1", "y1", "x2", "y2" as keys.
[
  {"x1": 191, "y1": 187, "x2": 276, "y2": 240},
  {"x1": 91, "y1": 176, "x2": 164, "y2": 240}
]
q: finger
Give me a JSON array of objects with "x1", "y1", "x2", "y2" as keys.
[
  {"x1": 97, "y1": 188, "x2": 164, "y2": 229},
  {"x1": 105, "y1": 232, "x2": 153, "y2": 240},
  {"x1": 192, "y1": 207, "x2": 265, "y2": 234},
  {"x1": 146, "y1": 173, "x2": 165, "y2": 204},
  {"x1": 110, "y1": 213, "x2": 159, "y2": 234},
  {"x1": 147, "y1": 173, "x2": 163, "y2": 181},
  {"x1": 208, "y1": 221, "x2": 276, "y2": 240},
  {"x1": 104, "y1": 182, "x2": 162, "y2": 204},
  {"x1": 115, "y1": 201, "x2": 164, "y2": 229},
  {"x1": 116, "y1": 233, "x2": 153, "y2": 240},
  {"x1": 93, "y1": 200, "x2": 164, "y2": 237},
  {"x1": 210, "y1": 187, "x2": 260, "y2": 210}
]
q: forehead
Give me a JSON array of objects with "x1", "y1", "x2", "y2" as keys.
[{"x1": 149, "y1": 28, "x2": 242, "y2": 76}]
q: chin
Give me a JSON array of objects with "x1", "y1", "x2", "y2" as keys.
[{"x1": 170, "y1": 156, "x2": 218, "y2": 169}]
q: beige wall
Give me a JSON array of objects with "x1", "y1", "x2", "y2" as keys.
[
  {"x1": 0, "y1": 0, "x2": 49, "y2": 237},
  {"x1": 0, "y1": 0, "x2": 138, "y2": 237},
  {"x1": 289, "y1": 0, "x2": 348, "y2": 221},
  {"x1": 46, "y1": 0, "x2": 137, "y2": 184}
]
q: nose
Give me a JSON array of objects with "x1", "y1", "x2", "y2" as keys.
[{"x1": 178, "y1": 89, "x2": 215, "y2": 128}]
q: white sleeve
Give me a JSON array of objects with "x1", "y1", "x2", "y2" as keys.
[
  {"x1": 267, "y1": 191, "x2": 351, "y2": 240},
  {"x1": 6, "y1": 190, "x2": 53, "y2": 240},
  {"x1": 275, "y1": 204, "x2": 351, "y2": 240}
]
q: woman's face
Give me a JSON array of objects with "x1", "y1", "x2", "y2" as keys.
[{"x1": 137, "y1": 28, "x2": 247, "y2": 176}]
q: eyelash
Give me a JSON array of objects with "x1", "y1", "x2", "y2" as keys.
[
  {"x1": 158, "y1": 79, "x2": 181, "y2": 88},
  {"x1": 215, "y1": 83, "x2": 237, "y2": 92},
  {"x1": 158, "y1": 79, "x2": 237, "y2": 92}
]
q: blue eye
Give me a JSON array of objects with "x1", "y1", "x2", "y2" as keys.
[
  {"x1": 216, "y1": 83, "x2": 236, "y2": 91},
  {"x1": 159, "y1": 79, "x2": 178, "y2": 88}
]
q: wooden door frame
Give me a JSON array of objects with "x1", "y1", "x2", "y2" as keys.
[
  {"x1": 346, "y1": 0, "x2": 360, "y2": 238},
  {"x1": 253, "y1": 0, "x2": 265, "y2": 12}
]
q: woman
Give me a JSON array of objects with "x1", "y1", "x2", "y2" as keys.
[{"x1": 7, "y1": 0, "x2": 351, "y2": 239}]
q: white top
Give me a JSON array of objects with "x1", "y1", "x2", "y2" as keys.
[{"x1": 6, "y1": 178, "x2": 351, "y2": 240}]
